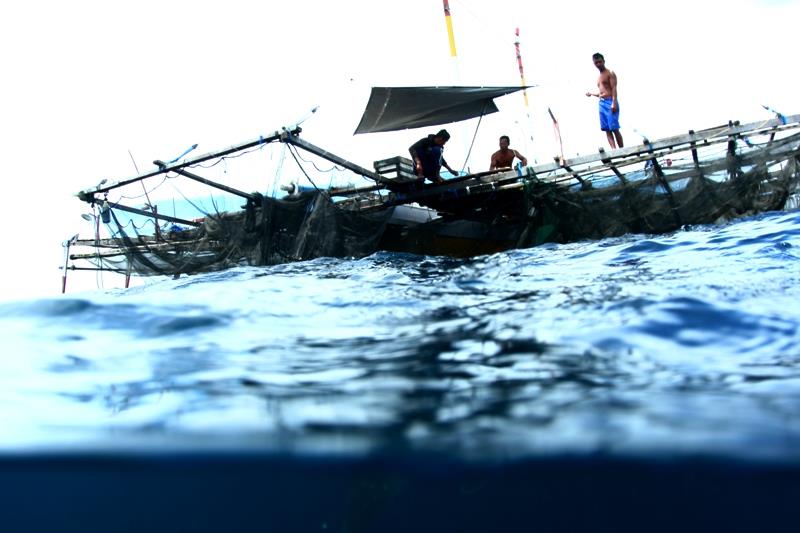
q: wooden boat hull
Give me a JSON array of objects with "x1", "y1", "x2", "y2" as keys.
[{"x1": 380, "y1": 215, "x2": 521, "y2": 258}]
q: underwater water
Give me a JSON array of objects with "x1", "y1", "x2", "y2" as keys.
[{"x1": 3, "y1": 208, "x2": 800, "y2": 462}]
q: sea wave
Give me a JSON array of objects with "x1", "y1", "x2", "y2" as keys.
[{"x1": 2, "y1": 209, "x2": 799, "y2": 460}]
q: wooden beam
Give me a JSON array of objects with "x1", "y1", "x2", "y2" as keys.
[
  {"x1": 66, "y1": 266, "x2": 130, "y2": 273},
  {"x1": 328, "y1": 183, "x2": 384, "y2": 197},
  {"x1": 105, "y1": 202, "x2": 202, "y2": 227},
  {"x1": 599, "y1": 147, "x2": 628, "y2": 184},
  {"x1": 727, "y1": 130, "x2": 739, "y2": 180},
  {"x1": 70, "y1": 251, "x2": 135, "y2": 260},
  {"x1": 77, "y1": 127, "x2": 300, "y2": 200},
  {"x1": 153, "y1": 161, "x2": 257, "y2": 201},
  {"x1": 642, "y1": 139, "x2": 683, "y2": 226},
  {"x1": 688, "y1": 130, "x2": 701, "y2": 167},
  {"x1": 281, "y1": 131, "x2": 391, "y2": 185},
  {"x1": 560, "y1": 162, "x2": 589, "y2": 189},
  {"x1": 527, "y1": 114, "x2": 800, "y2": 176}
]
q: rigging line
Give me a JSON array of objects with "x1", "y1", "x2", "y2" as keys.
[
  {"x1": 111, "y1": 217, "x2": 137, "y2": 230},
  {"x1": 450, "y1": 0, "x2": 511, "y2": 45},
  {"x1": 128, "y1": 149, "x2": 158, "y2": 212},
  {"x1": 461, "y1": 103, "x2": 487, "y2": 174},
  {"x1": 126, "y1": 217, "x2": 152, "y2": 231},
  {"x1": 451, "y1": 0, "x2": 542, "y2": 69},
  {"x1": 82, "y1": 210, "x2": 107, "y2": 290},
  {"x1": 190, "y1": 144, "x2": 270, "y2": 169},
  {"x1": 270, "y1": 142, "x2": 288, "y2": 198},
  {"x1": 288, "y1": 145, "x2": 346, "y2": 173},
  {"x1": 208, "y1": 192, "x2": 222, "y2": 218},
  {"x1": 117, "y1": 175, "x2": 170, "y2": 202},
  {"x1": 287, "y1": 145, "x2": 324, "y2": 193},
  {"x1": 171, "y1": 184, "x2": 219, "y2": 219}
]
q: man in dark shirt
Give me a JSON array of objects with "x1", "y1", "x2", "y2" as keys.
[{"x1": 408, "y1": 129, "x2": 457, "y2": 184}]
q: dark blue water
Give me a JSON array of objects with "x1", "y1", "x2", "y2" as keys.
[{"x1": 4, "y1": 208, "x2": 799, "y2": 463}]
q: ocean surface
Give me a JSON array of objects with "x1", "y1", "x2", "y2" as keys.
[{"x1": 3, "y1": 208, "x2": 800, "y2": 463}]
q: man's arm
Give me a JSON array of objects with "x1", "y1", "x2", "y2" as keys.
[
  {"x1": 408, "y1": 138, "x2": 426, "y2": 176},
  {"x1": 609, "y1": 71, "x2": 618, "y2": 112},
  {"x1": 513, "y1": 150, "x2": 528, "y2": 166},
  {"x1": 412, "y1": 155, "x2": 424, "y2": 176}
]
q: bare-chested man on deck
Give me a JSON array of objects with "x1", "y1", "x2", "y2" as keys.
[
  {"x1": 490, "y1": 135, "x2": 528, "y2": 170},
  {"x1": 585, "y1": 52, "x2": 624, "y2": 149}
]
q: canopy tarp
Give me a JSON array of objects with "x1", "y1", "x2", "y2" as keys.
[{"x1": 354, "y1": 86, "x2": 528, "y2": 134}]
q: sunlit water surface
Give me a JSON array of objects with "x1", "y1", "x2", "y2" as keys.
[{"x1": 3, "y1": 210, "x2": 800, "y2": 462}]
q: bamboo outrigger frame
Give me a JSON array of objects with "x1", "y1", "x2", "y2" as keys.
[
  {"x1": 64, "y1": 110, "x2": 800, "y2": 291},
  {"x1": 76, "y1": 109, "x2": 800, "y2": 211}
]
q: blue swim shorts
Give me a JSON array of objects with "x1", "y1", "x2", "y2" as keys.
[{"x1": 599, "y1": 97, "x2": 620, "y2": 131}]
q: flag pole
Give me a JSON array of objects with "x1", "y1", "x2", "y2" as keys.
[
  {"x1": 443, "y1": 0, "x2": 458, "y2": 58},
  {"x1": 442, "y1": 1, "x2": 471, "y2": 172},
  {"x1": 514, "y1": 27, "x2": 535, "y2": 158},
  {"x1": 514, "y1": 27, "x2": 529, "y2": 108}
]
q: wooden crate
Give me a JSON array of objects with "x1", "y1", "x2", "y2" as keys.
[{"x1": 373, "y1": 156, "x2": 418, "y2": 183}]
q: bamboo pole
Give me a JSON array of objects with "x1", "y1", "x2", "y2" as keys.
[
  {"x1": 281, "y1": 132, "x2": 388, "y2": 184},
  {"x1": 61, "y1": 235, "x2": 77, "y2": 294},
  {"x1": 442, "y1": 0, "x2": 458, "y2": 58},
  {"x1": 153, "y1": 161, "x2": 258, "y2": 201},
  {"x1": 548, "y1": 108, "x2": 566, "y2": 165},
  {"x1": 77, "y1": 127, "x2": 300, "y2": 200},
  {"x1": 515, "y1": 27, "x2": 535, "y2": 152},
  {"x1": 514, "y1": 28, "x2": 529, "y2": 108},
  {"x1": 104, "y1": 202, "x2": 201, "y2": 227}
]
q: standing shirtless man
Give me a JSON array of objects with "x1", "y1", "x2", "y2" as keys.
[
  {"x1": 586, "y1": 52, "x2": 624, "y2": 149},
  {"x1": 490, "y1": 135, "x2": 528, "y2": 170}
]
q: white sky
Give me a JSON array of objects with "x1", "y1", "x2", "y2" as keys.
[{"x1": 0, "y1": 0, "x2": 797, "y2": 300}]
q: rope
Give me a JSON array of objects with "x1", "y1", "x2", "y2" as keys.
[
  {"x1": 191, "y1": 142, "x2": 273, "y2": 169},
  {"x1": 117, "y1": 174, "x2": 169, "y2": 202},
  {"x1": 270, "y1": 143, "x2": 288, "y2": 199},
  {"x1": 461, "y1": 102, "x2": 488, "y2": 174},
  {"x1": 288, "y1": 145, "x2": 346, "y2": 173},
  {"x1": 287, "y1": 144, "x2": 324, "y2": 193}
]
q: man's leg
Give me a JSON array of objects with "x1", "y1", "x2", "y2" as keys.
[
  {"x1": 606, "y1": 131, "x2": 618, "y2": 149},
  {"x1": 613, "y1": 130, "x2": 624, "y2": 148}
]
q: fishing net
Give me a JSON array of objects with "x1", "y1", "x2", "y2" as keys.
[
  {"x1": 81, "y1": 192, "x2": 393, "y2": 277},
  {"x1": 516, "y1": 132, "x2": 800, "y2": 246}
]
